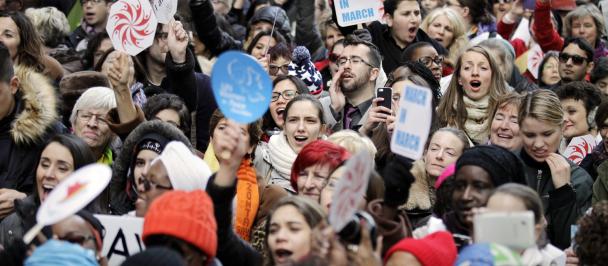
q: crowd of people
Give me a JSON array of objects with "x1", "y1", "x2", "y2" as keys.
[{"x1": 0, "y1": 0, "x2": 607, "y2": 265}]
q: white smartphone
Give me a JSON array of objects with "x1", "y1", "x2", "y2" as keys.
[{"x1": 473, "y1": 211, "x2": 535, "y2": 250}]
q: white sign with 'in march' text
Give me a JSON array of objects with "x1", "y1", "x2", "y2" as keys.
[{"x1": 390, "y1": 84, "x2": 432, "y2": 160}]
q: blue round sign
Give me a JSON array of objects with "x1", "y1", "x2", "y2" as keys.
[{"x1": 211, "y1": 51, "x2": 272, "y2": 124}]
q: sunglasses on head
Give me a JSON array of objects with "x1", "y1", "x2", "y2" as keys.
[{"x1": 559, "y1": 53, "x2": 588, "y2": 65}]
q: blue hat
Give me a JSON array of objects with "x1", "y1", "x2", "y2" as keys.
[{"x1": 288, "y1": 46, "x2": 323, "y2": 96}]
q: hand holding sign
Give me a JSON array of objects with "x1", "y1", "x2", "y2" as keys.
[
  {"x1": 107, "y1": 0, "x2": 158, "y2": 56},
  {"x1": 151, "y1": 0, "x2": 178, "y2": 24},
  {"x1": 107, "y1": 51, "x2": 133, "y2": 93},
  {"x1": 329, "y1": 152, "x2": 373, "y2": 232},
  {"x1": 211, "y1": 51, "x2": 272, "y2": 124},
  {"x1": 23, "y1": 164, "x2": 112, "y2": 244},
  {"x1": 335, "y1": 0, "x2": 384, "y2": 27},
  {"x1": 390, "y1": 84, "x2": 432, "y2": 160}
]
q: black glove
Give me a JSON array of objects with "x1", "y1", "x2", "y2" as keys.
[
  {"x1": 382, "y1": 155, "x2": 415, "y2": 208},
  {"x1": 352, "y1": 29, "x2": 373, "y2": 43}
]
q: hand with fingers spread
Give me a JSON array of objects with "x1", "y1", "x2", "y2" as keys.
[
  {"x1": 359, "y1": 97, "x2": 392, "y2": 136},
  {"x1": 0, "y1": 188, "x2": 26, "y2": 219},
  {"x1": 329, "y1": 67, "x2": 346, "y2": 113},
  {"x1": 546, "y1": 153, "x2": 571, "y2": 189},
  {"x1": 214, "y1": 119, "x2": 249, "y2": 187},
  {"x1": 167, "y1": 20, "x2": 189, "y2": 64},
  {"x1": 107, "y1": 52, "x2": 133, "y2": 93}
]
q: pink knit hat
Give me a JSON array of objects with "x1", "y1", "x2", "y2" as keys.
[{"x1": 434, "y1": 163, "x2": 455, "y2": 189}]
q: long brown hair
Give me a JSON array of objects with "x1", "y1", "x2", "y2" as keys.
[
  {"x1": 0, "y1": 11, "x2": 45, "y2": 72},
  {"x1": 437, "y1": 45, "x2": 509, "y2": 133}
]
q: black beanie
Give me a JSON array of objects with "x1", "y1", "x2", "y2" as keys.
[
  {"x1": 121, "y1": 247, "x2": 186, "y2": 266},
  {"x1": 456, "y1": 145, "x2": 526, "y2": 186}
]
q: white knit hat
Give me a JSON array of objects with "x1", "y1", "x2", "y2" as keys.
[{"x1": 152, "y1": 141, "x2": 211, "y2": 191}]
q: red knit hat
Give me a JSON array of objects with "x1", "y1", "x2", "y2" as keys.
[
  {"x1": 383, "y1": 231, "x2": 457, "y2": 266},
  {"x1": 143, "y1": 190, "x2": 217, "y2": 260}
]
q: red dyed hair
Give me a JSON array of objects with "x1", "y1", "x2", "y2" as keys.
[{"x1": 290, "y1": 140, "x2": 351, "y2": 193}]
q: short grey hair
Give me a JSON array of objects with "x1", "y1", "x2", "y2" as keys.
[
  {"x1": 564, "y1": 4, "x2": 607, "y2": 43},
  {"x1": 70, "y1": 87, "x2": 117, "y2": 126},
  {"x1": 25, "y1": 7, "x2": 70, "y2": 48}
]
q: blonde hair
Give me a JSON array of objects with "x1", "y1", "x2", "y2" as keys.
[
  {"x1": 25, "y1": 7, "x2": 70, "y2": 48},
  {"x1": 437, "y1": 46, "x2": 509, "y2": 132},
  {"x1": 518, "y1": 89, "x2": 564, "y2": 128},
  {"x1": 327, "y1": 130, "x2": 377, "y2": 160},
  {"x1": 420, "y1": 7, "x2": 468, "y2": 66}
]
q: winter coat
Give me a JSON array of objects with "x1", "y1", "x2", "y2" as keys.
[
  {"x1": 518, "y1": 150, "x2": 593, "y2": 249},
  {"x1": 592, "y1": 160, "x2": 608, "y2": 203},
  {"x1": 295, "y1": 0, "x2": 325, "y2": 62},
  {"x1": 0, "y1": 66, "x2": 63, "y2": 194},
  {"x1": 206, "y1": 175, "x2": 263, "y2": 266},
  {"x1": 580, "y1": 143, "x2": 608, "y2": 180},
  {"x1": 107, "y1": 120, "x2": 194, "y2": 215},
  {"x1": 0, "y1": 195, "x2": 38, "y2": 248},
  {"x1": 189, "y1": 0, "x2": 244, "y2": 57}
]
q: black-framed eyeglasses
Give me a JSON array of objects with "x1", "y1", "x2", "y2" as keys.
[
  {"x1": 269, "y1": 63, "x2": 290, "y2": 75},
  {"x1": 418, "y1": 55, "x2": 444, "y2": 67},
  {"x1": 559, "y1": 53, "x2": 588, "y2": 66},
  {"x1": 138, "y1": 177, "x2": 173, "y2": 192},
  {"x1": 271, "y1": 90, "x2": 298, "y2": 102},
  {"x1": 337, "y1": 56, "x2": 376, "y2": 68}
]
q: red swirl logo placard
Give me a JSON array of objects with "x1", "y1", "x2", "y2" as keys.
[{"x1": 107, "y1": 0, "x2": 158, "y2": 55}]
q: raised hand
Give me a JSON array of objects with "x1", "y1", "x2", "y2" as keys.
[
  {"x1": 359, "y1": 97, "x2": 392, "y2": 136},
  {"x1": 214, "y1": 119, "x2": 249, "y2": 187},
  {"x1": 167, "y1": 20, "x2": 189, "y2": 64},
  {"x1": 329, "y1": 67, "x2": 346, "y2": 113},
  {"x1": 546, "y1": 153, "x2": 571, "y2": 189},
  {"x1": 107, "y1": 51, "x2": 133, "y2": 93}
]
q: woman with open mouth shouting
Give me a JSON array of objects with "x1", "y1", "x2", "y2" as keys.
[
  {"x1": 260, "y1": 75, "x2": 310, "y2": 142},
  {"x1": 437, "y1": 45, "x2": 510, "y2": 145},
  {"x1": 0, "y1": 134, "x2": 96, "y2": 248},
  {"x1": 516, "y1": 89, "x2": 593, "y2": 249},
  {"x1": 255, "y1": 94, "x2": 327, "y2": 193}
]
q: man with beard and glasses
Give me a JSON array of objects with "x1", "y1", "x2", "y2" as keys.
[{"x1": 321, "y1": 36, "x2": 382, "y2": 132}]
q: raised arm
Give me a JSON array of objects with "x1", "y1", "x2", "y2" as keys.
[
  {"x1": 190, "y1": 0, "x2": 242, "y2": 57},
  {"x1": 295, "y1": 0, "x2": 326, "y2": 61}
]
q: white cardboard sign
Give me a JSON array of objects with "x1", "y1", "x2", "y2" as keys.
[
  {"x1": 335, "y1": 0, "x2": 384, "y2": 27},
  {"x1": 95, "y1": 215, "x2": 145, "y2": 266},
  {"x1": 106, "y1": 0, "x2": 158, "y2": 56},
  {"x1": 152, "y1": 0, "x2": 178, "y2": 24},
  {"x1": 390, "y1": 84, "x2": 432, "y2": 160},
  {"x1": 329, "y1": 152, "x2": 372, "y2": 232}
]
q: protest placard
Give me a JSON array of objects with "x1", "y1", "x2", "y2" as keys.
[
  {"x1": 211, "y1": 51, "x2": 272, "y2": 124},
  {"x1": 390, "y1": 84, "x2": 432, "y2": 160},
  {"x1": 95, "y1": 215, "x2": 145, "y2": 266},
  {"x1": 24, "y1": 164, "x2": 112, "y2": 243},
  {"x1": 151, "y1": 0, "x2": 178, "y2": 24},
  {"x1": 106, "y1": 0, "x2": 158, "y2": 56},
  {"x1": 329, "y1": 152, "x2": 373, "y2": 232},
  {"x1": 334, "y1": 0, "x2": 384, "y2": 27}
]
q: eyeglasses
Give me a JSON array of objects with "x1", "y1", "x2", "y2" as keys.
[
  {"x1": 269, "y1": 63, "x2": 290, "y2": 75},
  {"x1": 81, "y1": 0, "x2": 105, "y2": 5},
  {"x1": 328, "y1": 53, "x2": 340, "y2": 63},
  {"x1": 418, "y1": 55, "x2": 444, "y2": 67},
  {"x1": 559, "y1": 53, "x2": 588, "y2": 65},
  {"x1": 271, "y1": 90, "x2": 298, "y2": 102},
  {"x1": 57, "y1": 234, "x2": 96, "y2": 246},
  {"x1": 337, "y1": 56, "x2": 376, "y2": 68},
  {"x1": 138, "y1": 177, "x2": 173, "y2": 192},
  {"x1": 77, "y1": 111, "x2": 108, "y2": 126},
  {"x1": 155, "y1": 31, "x2": 168, "y2": 41}
]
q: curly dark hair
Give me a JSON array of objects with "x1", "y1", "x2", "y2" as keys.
[{"x1": 575, "y1": 201, "x2": 608, "y2": 266}]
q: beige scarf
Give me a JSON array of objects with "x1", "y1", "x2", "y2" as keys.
[{"x1": 462, "y1": 95, "x2": 490, "y2": 144}]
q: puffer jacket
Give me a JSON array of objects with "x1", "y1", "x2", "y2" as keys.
[
  {"x1": 107, "y1": 120, "x2": 194, "y2": 215},
  {"x1": 518, "y1": 150, "x2": 593, "y2": 249}
]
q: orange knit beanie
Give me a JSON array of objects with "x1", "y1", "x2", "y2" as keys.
[{"x1": 143, "y1": 190, "x2": 217, "y2": 259}]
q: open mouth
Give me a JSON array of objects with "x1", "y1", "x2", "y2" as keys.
[
  {"x1": 274, "y1": 249, "x2": 294, "y2": 263},
  {"x1": 469, "y1": 80, "x2": 481, "y2": 91},
  {"x1": 497, "y1": 133, "x2": 513, "y2": 139},
  {"x1": 276, "y1": 107, "x2": 285, "y2": 117},
  {"x1": 41, "y1": 184, "x2": 55, "y2": 199},
  {"x1": 408, "y1": 26, "x2": 417, "y2": 34},
  {"x1": 293, "y1": 135, "x2": 308, "y2": 144},
  {"x1": 434, "y1": 37, "x2": 443, "y2": 43}
]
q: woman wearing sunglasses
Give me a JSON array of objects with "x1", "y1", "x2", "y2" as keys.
[
  {"x1": 0, "y1": 134, "x2": 96, "y2": 248},
  {"x1": 108, "y1": 120, "x2": 194, "y2": 216}
]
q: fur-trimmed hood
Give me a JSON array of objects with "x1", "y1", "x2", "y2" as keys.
[
  {"x1": 11, "y1": 66, "x2": 58, "y2": 146},
  {"x1": 109, "y1": 120, "x2": 193, "y2": 214}
]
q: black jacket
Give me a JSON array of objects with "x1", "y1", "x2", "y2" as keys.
[
  {"x1": 518, "y1": 150, "x2": 593, "y2": 249},
  {"x1": 190, "y1": 0, "x2": 243, "y2": 57},
  {"x1": 206, "y1": 175, "x2": 263, "y2": 266}
]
